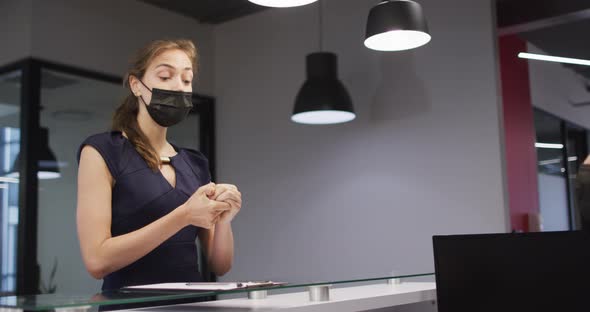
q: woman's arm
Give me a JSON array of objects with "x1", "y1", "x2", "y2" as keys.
[
  {"x1": 199, "y1": 184, "x2": 241, "y2": 276},
  {"x1": 199, "y1": 224, "x2": 234, "y2": 276},
  {"x1": 77, "y1": 145, "x2": 189, "y2": 279}
]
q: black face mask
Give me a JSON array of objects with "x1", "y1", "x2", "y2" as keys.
[{"x1": 138, "y1": 79, "x2": 193, "y2": 127}]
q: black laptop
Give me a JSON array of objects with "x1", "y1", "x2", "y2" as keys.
[{"x1": 432, "y1": 231, "x2": 590, "y2": 312}]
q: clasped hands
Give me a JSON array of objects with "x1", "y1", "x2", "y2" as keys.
[{"x1": 182, "y1": 182, "x2": 242, "y2": 229}]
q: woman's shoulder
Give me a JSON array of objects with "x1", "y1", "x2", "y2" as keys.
[
  {"x1": 81, "y1": 131, "x2": 126, "y2": 148},
  {"x1": 177, "y1": 146, "x2": 209, "y2": 166},
  {"x1": 175, "y1": 145, "x2": 211, "y2": 182},
  {"x1": 77, "y1": 131, "x2": 130, "y2": 178}
]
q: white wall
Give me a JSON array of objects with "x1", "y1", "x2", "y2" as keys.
[
  {"x1": 528, "y1": 43, "x2": 590, "y2": 130},
  {"x1": 30, "y1": 0, "x2": 215, "y2": 96},
  {"x1": 214, "y1": 0, "x2": 506, "y2": 284},
  {"x1": 0, "y1": 0, "x2": 32, "y2": 65}
]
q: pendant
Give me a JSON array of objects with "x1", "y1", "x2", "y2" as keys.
[{"x1": 160, "y1": 156, "x2": 171, "y2": 164}]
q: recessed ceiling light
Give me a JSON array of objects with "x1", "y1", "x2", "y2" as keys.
[
  {"x1": 535, "y1": 142, "x2": 564, "y2": 149},
  {"x1": 518, "y1": 52, "x2": 590, "y2": 66}
]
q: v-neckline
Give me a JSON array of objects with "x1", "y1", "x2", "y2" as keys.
[
  {"x1": 159, "y1": 144, "x2": 180, "y2": 190},
  {"x1": 117, "y1": 131, "x2": 181, "y2": 190},
  {"x1": 158, "y1": 163, "x2": 175, "y2": 190}
]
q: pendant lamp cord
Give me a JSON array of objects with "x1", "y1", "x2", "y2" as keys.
[{"x1": 318, "y1": 0, "x2": 323, "y2": 51}]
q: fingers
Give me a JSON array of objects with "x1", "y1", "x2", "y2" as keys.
[
  {"x1": 207, "y1": 213, "x2": 221, "y2": 228},
  {"x1": 212, "y1": 210, "x2": 225, "y2": 219},
  {"x1": 216, "y1": 191, "x2": 241, "y2": 204},
  {"x1": 205, "y1": 184, "x2": 217, "y2": 197},
  {"x1": 216, "y1": 183, "x2": 238, "y2": 191},
  {"x1": 196, "y1": 182, "x2": 216, "y2": 196},
  {"x1": 210, "y1": 184, "x2": 238, "y2": 200},
  {"x1": 219, "y1": 197, "x2": 241, "y2": 209},
  {"x1": 198, "y1": 211, "x2": 223, "y2": 229},
  {"x1": 224, "y1": 199, "x2": 241, "y2": 210},
  {"x1": 210, "y1": 188, "x2": 227, "y2": 201},
  {"x1": 210, "y1": 200, "x2": 231, "y2": 211}
]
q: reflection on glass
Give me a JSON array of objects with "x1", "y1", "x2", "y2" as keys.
[
  {"x1": 5, "y1": 127, "x2": 60, "y2": 180},
  {"x1": 565, "y1": 124, "x2": 587, "y2": 230},
  {"x1": 39, "y1": 69, "x2": 125, "y2": 295},
  {"x1": 534, "y1": 109, "x2": 570, "y2": 231},
  {"x1": 0, "y1": 70, "x2": 22, "y2": 293},
  {"x1": 534, "y1": 108, "x2": 590, "y2": 231}
]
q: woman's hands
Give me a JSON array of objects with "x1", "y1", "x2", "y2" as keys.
[
  {"x1": 182, "y1": 183, "x2": 231, "y2": 229},
  {"x1": 211, "y1": 183, "x2": 242, "y2": 224},
  {"x1": 182, "y1": 182, "x2": 242, "y2": 228}
]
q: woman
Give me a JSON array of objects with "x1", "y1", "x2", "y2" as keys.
[{"x1": 76, "y1": 39, "x2": 241, "y2": 291}]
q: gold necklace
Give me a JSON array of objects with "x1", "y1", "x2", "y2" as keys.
[{"x1": 160, "y1": 156, "x2": 171, "y2": 164}]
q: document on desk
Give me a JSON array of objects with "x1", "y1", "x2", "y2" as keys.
[{"x1": 123, "y1": 281, "x2": 286, "y2": 292}]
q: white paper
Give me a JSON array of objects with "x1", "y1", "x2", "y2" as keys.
[{"x1": 124, "y1": 281, "x2": 283, "y2": 291}]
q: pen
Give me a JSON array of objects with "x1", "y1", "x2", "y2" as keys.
[{"x1": 184, "y1": 282, "x2": 244, "y2": 287}]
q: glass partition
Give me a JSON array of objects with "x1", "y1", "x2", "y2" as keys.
[
  {"x1": 534, "y1": 109, "x2": 570, "y2": 231},
  {"x1": 38, "y1": 68, "x2": 126, "y2": 294},
  {"x1": 0, "y1": 70, "x2": 22, "y2": 294},
  {"x1": 534, "y1": 108, "x2": 590, "y2": 231}
]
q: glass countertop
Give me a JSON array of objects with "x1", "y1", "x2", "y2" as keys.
[{"x1": 0, "y1": 272, "x2": 434, "y2": 311}]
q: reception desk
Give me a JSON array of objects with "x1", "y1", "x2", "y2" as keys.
[
  {"x1": 0, "y1": 273, "x2": 435, "y2": 312},
  {"x1": 120, "y1": 282, "x2": 436, "y2": 312}
]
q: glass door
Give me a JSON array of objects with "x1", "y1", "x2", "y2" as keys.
[
  {"x1": 38, "y1": 68, "x2": 125, "y2": 294},
  {"x1": 534, "y1": 108, "x2": 589, "y2": 231},
  {"x1": 0, "y1": 69, "x2": 22, "y2": 294}
]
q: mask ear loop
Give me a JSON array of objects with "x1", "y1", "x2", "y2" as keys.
[
  {"x1": 133, "y1": 76, "x2": 152, "y2": 107},
  {"x1": 137, "y1": 79, "x2": 153, "y2": 93}
]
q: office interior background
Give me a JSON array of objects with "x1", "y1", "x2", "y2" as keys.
[{"x1": 0, "y1": 0, "x2": 588, "y2": 310}]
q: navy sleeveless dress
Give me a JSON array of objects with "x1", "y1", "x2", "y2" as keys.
[{"x1": 77, "y1": 131, "x2": 210, "y2": 291}]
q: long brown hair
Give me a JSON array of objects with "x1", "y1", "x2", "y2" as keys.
[{"x1": 112, "y1": 39, "x2": 198, "y2": 171}]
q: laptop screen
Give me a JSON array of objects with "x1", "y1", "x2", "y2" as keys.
[{"x1": 432, "y1": 231, "x2": 590, "y2": 312}]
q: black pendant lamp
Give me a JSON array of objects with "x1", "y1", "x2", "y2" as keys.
[
  {"x1": 364, "y1": 0, "x2": 431, "y2": 51},
  {"x1": 292, "y1": 0, "x2": 355, "y2": 125},
  {"x1": 292, "y1": 53, "x2": 355, "y2": 124},
  {"x1": 8, "y1": 127, "x2": 60, "y2": 180}
]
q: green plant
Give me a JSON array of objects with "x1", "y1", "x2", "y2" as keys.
[{"x1": 39, "y1": 257, "x2": 58, "y2": 294}]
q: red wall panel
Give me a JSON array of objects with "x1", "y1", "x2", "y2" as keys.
[{"x1": 498, "y1": 34, "x2": 540, "y2": 232}]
